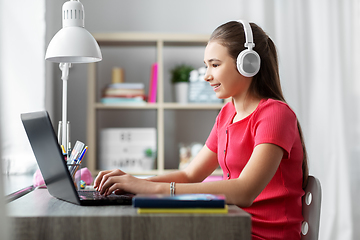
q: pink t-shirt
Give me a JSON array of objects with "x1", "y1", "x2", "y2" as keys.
[{"x1": 206, "y1": 99, "x2": 304, "y2": 240}]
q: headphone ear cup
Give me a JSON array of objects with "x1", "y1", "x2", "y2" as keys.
[{"x1": 237, "y1": 49, "x2": 261, "y2": 77}]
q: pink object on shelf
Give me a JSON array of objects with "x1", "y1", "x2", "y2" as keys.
[{"x1": 148, "y1": 63, "x2": 158, "y2": 103}]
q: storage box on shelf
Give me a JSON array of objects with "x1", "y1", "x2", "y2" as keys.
[{"x1": 87, "y1": 32, "x2": 224, "y2": 176}]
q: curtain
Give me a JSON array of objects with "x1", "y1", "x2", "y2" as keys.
[
  {"x1": 240, "y1": 0, "x2": 357, "y2": 239},
  {"x1": 0, "y1": 1, "x2": 10, "y2": 239},
  {"x1": 0, "y1": 0, "x2": 46, "y2": 174}
]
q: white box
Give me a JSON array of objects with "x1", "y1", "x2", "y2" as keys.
[{"x1": 99, "y1": 128, "x2": 156, "y2": 172}]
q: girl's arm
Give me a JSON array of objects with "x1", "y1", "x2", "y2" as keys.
[
  {"x1": 94, "y1": 145, "x2": 219, "y2": 193},
  {"x1": 167, "y1": 143, "x2": 284, "y2": 207},
  {"x1": 96, "y1": 143, "x2": 283, "y2": 208}
]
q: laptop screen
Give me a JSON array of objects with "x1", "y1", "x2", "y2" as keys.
[{"x1": 21, "y1": 111, "x2": 80, "y2": 205}]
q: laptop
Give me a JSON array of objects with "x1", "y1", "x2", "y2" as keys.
[{"x1": 21, "y1": 111, "x2": 133, "y2": 206}]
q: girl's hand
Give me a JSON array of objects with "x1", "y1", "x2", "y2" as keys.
[
  {"x1": 97, "y1": 172, "x2": 156, "y2": 196},
  {"x1": 93, "y1": 169, "x2": 126, "y2": 191}
]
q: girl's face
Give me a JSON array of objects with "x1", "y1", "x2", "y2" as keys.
[{"x1": 203, "y1": 41, "x2": 252, "y2": 100}]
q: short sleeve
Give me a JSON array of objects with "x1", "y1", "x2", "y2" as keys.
[
  {"x1": 205, "y1": 116, "x2": 218, "y2": 153},
  {"x1": 253, "y1": 101, "x2": 298, "y2": 159}
]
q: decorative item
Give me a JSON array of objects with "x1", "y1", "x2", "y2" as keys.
[
  {"x1": 112, "y1": 67, "x2": 124, "y2": 84},
  {"x1": 171, "y1": 64, "x2": 194, "y2": 103}
]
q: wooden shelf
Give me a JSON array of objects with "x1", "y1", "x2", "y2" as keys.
[
  {"x1": 86, "y1": 32, "x2": 224, "y2": 177},
  {"x1": 162, "y1": 103, "x2": 224, "y2": 109},
  {"x1": 91, "y1": 169, "x2": 224, "y2": 177},
  {"x1": 92, "y1": 32, "x2": 210, "y2": 46},
  {"x1": 94, "y1": 103, "x2": 159, "y2": 109},
  {"x1": 93, "y1": 102, "x2": 223, "y2": 110}
]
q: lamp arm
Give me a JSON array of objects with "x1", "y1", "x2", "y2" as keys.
[{"x1": 59, "y1": 63, "x2": 72, "y2": 154}]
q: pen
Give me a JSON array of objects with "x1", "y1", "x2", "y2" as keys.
[
  {"x1": 67, "y1": 121, "x2": 70, "y2": 154},
  {"x1": 61, "y1": 145, "x2": 67, "y2": 161},
  {"x1": 75, "y1": 147, "x2": 88, "y2": 174},
  {"x1": 68, "y1": 141, "x2": 85, "y2": 164},
  {"x1": 78, "y1": 146, "x2": 88, "y2": 162},
  {"x1": 57, "y1": 121, "x2": 62, "y2": 144},
  {"x1": 67, "y1": 140, "x2": 71, "y2": 158},
  {"x1": 61, "y1": 145, "x2": 66, "y2": 154},
  {"x1": 67, "y1": 147, "x2": 72, "y2": 159},
  {"x1": 70, "y1": 146, "x2": 87, "y2": 175}
]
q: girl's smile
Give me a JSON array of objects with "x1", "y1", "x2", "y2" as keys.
[{"x1": 210, "y1": 83, "x2": 221, "y2": 91}]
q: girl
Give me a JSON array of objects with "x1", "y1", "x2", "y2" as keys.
[{"x1": 94, "y1": 20, "x2": 308, "y2": 240}]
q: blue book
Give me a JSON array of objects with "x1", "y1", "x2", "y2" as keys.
[
  {"x1": 132, "y1": 194, "x2": 226, "y2": 208},
  {"x1": 100, "y1": 97, "x2": 145, "y2": 104}
]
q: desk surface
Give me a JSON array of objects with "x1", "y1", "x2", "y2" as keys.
[{"x1": 7, "y1": 188, "x2": 251, "y2": 240}]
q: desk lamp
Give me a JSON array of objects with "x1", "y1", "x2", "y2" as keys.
[{"x1": 45, "y1": 0, "x2": 102, "y2": 154}]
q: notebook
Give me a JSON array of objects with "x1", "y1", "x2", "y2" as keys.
[
  {"x1": 137, "y1": 205, "x2": 228, "y2": 214},
  {"x1": 21, "y1": 111, "x2": 133, "y2": 206},
  {"x1": 133, "y1": 194, "x2": 226, "y2": 208}
]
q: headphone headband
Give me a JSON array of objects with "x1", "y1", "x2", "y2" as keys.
[{"x1": 238, "y1": 20, "x2": 255, "y2": 49}]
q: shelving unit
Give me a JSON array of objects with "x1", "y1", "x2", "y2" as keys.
[{"x1": 86, "y1": 32, "x2": 224, "y2": 176}]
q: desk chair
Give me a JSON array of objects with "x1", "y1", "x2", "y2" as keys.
[{"x1": 301, "y1": 175, "x2": 322, "y2": 240}]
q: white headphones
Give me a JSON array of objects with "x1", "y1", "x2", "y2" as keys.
[{"x1": 236, "y1": 20, "x2": 261, "y2": 77}]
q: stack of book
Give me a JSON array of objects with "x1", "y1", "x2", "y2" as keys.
[
  {"x1": 133, "y1": 194, "x2": 228, "y2": 214},
  {"x1": 101, "y1": 83, "x2": 146, "y2": 104}
]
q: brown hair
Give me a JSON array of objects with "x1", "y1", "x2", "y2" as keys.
[{"x1": 209, "y1": 21, "x2": 309, "y2": 188}]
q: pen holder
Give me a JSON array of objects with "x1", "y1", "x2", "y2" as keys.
[{"x1": 67, "y1": 163, "x2": 81, "y2": 190}]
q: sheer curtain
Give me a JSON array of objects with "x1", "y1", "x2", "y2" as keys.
[
  {"x1": 240, "y1": 0, "x2": 357, "y2": 239},
  {"x1": 0, "y1": 0, "x2": 46, "y2": 174},
  {"x1": 0, "y1": 1, "x2": 10, "y2": 239}
]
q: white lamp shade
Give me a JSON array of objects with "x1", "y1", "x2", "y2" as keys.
[{"x1": 45, "y1": 26, "x2": 102, "y2": 63}]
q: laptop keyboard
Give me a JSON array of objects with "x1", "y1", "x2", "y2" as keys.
[{"x1": 79, "y1": 190, "x2": 132, "y2": 200}]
